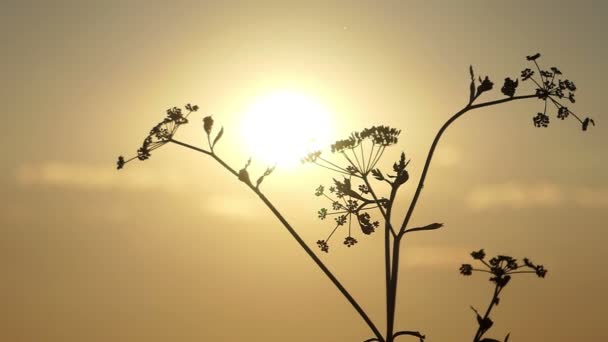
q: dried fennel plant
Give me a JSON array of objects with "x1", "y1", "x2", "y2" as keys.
[{"x1": 118, "y1": 54, "x2": 593, "y2": 342}]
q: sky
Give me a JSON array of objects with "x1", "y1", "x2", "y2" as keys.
[{"x1": 1, "y1": 1, "x2": 607, "y2": 341}]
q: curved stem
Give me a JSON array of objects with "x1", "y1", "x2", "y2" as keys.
[
  {"x1": 169, "y1": 138, "x2": 385, "y2": 342},
  {"x1": 398, "y1": 94, "x2": 537, "y2": 234},
  {"x1": 393, "y1": 330, "x2": 425, "y2": 342}
]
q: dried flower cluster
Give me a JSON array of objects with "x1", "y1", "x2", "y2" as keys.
[
  {"x1": 460, "y1": 249, "x2": 548, "y2": 342},
  {"x1": 314, "y1": 179, "x2": 382, "y2": 252},
  {"x1": 116, "y1": 104, "x2": 198, "y2": 169},
  {"x1": 303, "y1": 125, "x2": 401, "y2": 177},
  {"x1": 520, "y1": 53, "x2": 594, "y2": 130}
]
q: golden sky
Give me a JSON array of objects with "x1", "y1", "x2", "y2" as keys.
[{"x1": 1, "y1": 1, "x2": 607, "y2": 341}]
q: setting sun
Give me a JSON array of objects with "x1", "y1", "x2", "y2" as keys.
[{"x1": 239, "y1": 90, "x2": 334, "y2": 168}]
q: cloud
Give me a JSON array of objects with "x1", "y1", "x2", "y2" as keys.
[
  {"x1": 573, "y1": 188, "x2": 608, "y2": 209},
  {"x1": 202, "y1": 193, "x2": 263, "y2": 218},
  {"x1": 467, "y1": 181, "x2": 608, "y2": 210},
  {"x1": 14, "y1": 161, "x2": 195, "y2": 192},
  {"x1": 467, "y1": 182, "x2": 563, "y2": 210},
  {"x1": 13, "y1": 161, "x2": 264, "y2": 219},
  {"x1": 402, "y1": 246, "x2": 470, "y2": 268}
]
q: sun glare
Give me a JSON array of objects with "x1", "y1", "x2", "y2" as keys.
[{"x1": 240, "y1": 90, "x2": 334, "y2": 168}]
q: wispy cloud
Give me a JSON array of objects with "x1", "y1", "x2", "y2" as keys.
[
  {"x1": 572, "y1": 188, "x2": 608, "y2": 209},
  {"x1": 402, "y1": 246, "x2": 470, "y2": 268},
  {"x1": 12, "y1": 161, "x2": 263, "y2": 219},
  {"x1": 202, "y1": 193, "x2": 262, "y2": 218},
  {"x1": 15, "y1": 161, "x2": 194, "y2": 192},
  {"x1": 467, "y1": 181, "x2": 608, "y2": 210}
]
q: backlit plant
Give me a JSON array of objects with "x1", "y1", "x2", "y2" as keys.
[{"x1": 118, "y1": 54, "x2": 593, "y2": 342}]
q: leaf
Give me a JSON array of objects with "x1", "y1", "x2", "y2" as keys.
[
  {"x1": 371, "y1": 168, "x2": 384, "y2": 181},
  {"x1": 469, "y1": 65, "x2": 476, "y2": 103},
  {"x1": 393, "y1": 152, "x2": 407, "y2": 173},
  {"x1": 392, "y1": 152, "x2": 410, "y2": 186},
  {"x1": 255, "y1": 166, "x2": 275, "y2": 188},
  {"x1": 423, "y1": 223, "x2": 443, "y2": 230},
  {"x1": 477, "y1": 316, "x2": 493, "y2": 332},
  {"x1": 406, "y1": 223, "x2": 444, "y2": 234},
  {"x1": 212, "y1": 126, "x2": 224, "y2": 147}
]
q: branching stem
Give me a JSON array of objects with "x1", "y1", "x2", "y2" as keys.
[
  {"x1": 168, "y1": 138, "x2": 385, "y2": 342},
  {"x1": 398, "y1": 94, "x2": 538, "y2": 235}
]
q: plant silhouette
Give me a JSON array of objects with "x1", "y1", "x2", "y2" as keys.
[{"x1": 118, "y1": 54, "x2": 593, "y2": 341}]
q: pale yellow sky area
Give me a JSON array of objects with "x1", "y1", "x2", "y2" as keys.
[{"x1": 1, "y1": 1, "x2": 607, "y2": 342}]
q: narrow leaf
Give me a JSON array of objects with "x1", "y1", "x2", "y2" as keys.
[
  {"x1": 212, "y1": 126, "x2": 224, "y2": 147},
  {"x1": 371, "y1": 168, "x2": 384, "y2": 181},
  {"x1": 469, "y1": 65, "x2": 476, "y2": 103}
]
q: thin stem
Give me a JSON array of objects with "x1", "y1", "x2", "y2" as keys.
[
  {"x1": 472, "y1": 269, "x2": 492, "y2": 273},
  {"x1": 369, "y1": 144, "x2": 382, "y2": 171},
  {"x1": 314, "y1": 160, "x2": 353, "y2": 176},
  {"x1": 473, "y1": 282, "x2": 502, "y2": 342},
  {"x1": 392, "y1": 331, "x2": 425, "y2": 342},
  {"x1": 325, "y1": 211, "x2": 349, "y2": 216},
  {"x1": 370, "y1": 146, "x2": 386, "y2": 171},
  {"x1": 547, "y1": 96, "x2": 584, "y2": 123},
  {"x1": 341, "y1": 151, "x2": 359, "y2": 174},
  {"x1": 366, "y1": 143, "x2": 376, "y2": 173},
  {"x1": 360, "y1": 143, "x2": 368, "y2": 172},
  {"x1": 387, "y1": 234, "x2": 402, "y2": 341},
  {"x1": 362, "y1": 177, "x2": 394, "y2": 237},
  {"x1": 384, "y1": 181, "x2": 401, "y2": 341},
  {"x1": 351, "y1": 148, "x2": 364, "y2": 172},
  {"x1": 318, "y1": 156, "x2": 351, "y2": 174},
  {"x1": 508, "y1": 270, "x2": 537, "y2": 274},
  {"x1": 168, "y1": 139, "x2": 212, "y2": 156},
  {"x1": 398, "y1": 94, "x2": 537, "y2": 235},
  {"x1": 325, "y1": 223, "x2": 341, "y2": 242},
  {"x1": 533, "y1": 60, "x2": 545, "y2": 85},
  {"x1": 528, "y1": 76, "x2": 544, "y2": 90},
  {"x1": 169, "y1": 138, "x2": 385, "y2": 341}
]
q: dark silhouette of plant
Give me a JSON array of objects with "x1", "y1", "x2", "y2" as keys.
[
  {"x1": 117, "y1": 54, "x2": 593, "y2": 342},
  {"x1": 460, "y1": 250, "x2": 547, "y2": 342}
]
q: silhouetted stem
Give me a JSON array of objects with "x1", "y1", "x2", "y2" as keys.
[
  {"x1": 473, "y1": 282, "x2": 503, "y2": 342},
  {"x1": 361, "y1": 177, "x2": 393, "y2": 236},
  {"x1": 387, "y1": 234, "x2": 402, "y2": 341},
  {"x1": 363, "y1": 176, "x2": 394, "y2": 340},
  {"x1": 392, "y1": 330, "x2": 425, "y2": 342},
  {"x1": 385, "y1": 184, "x2": 401, "y2": 342},
  {"x1": 398, "y1": 94, "x2": 538, "y2": 235},
  {"x1": 168, "y1": 138, "x2": 385, "y2": 342}
]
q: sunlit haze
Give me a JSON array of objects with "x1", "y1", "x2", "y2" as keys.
[
  {"x1": 240, "y1": 90, "x2": 334, "y2": 167},
  {"x1": 1, "y1": 1, "x2": 606, "y2": 342}
]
